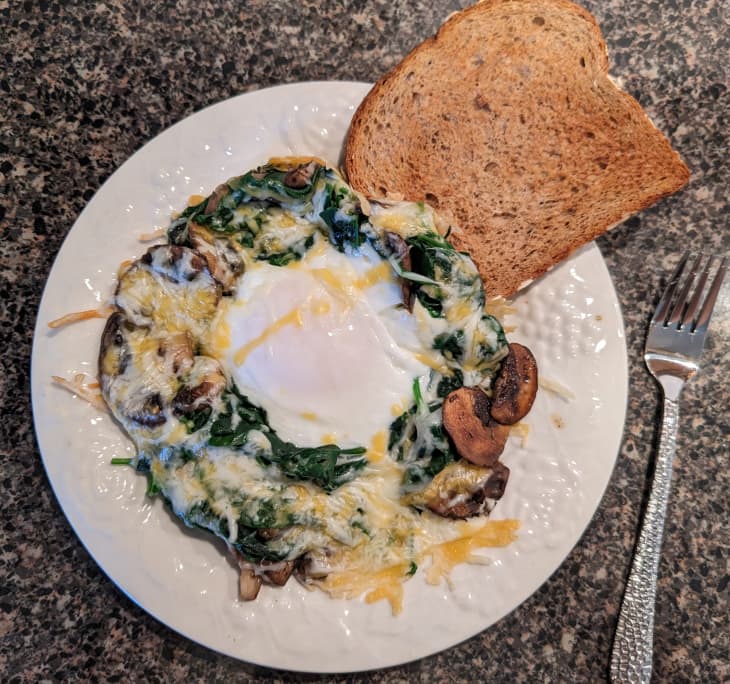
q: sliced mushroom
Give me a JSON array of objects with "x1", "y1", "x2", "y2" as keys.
[
  {"x1": 490, "y1": 343, "x2": 538, "y2": 425},
  {"x1": 204, "y1": 183, "x2": 230, "y2": 214},
  {"x1": 424, "y1": 461, "x2": 510, "y2": 519},
  {"x1": 115, "y1": 244, "x2": 221, "y2": 336},
  {"x1": 99, "y1": 313, "x2": 170, "y2": 430},
  {"x1": 294, "y1": 549, "x2": 333, "y2": 582},
  {"x1": 260, "y1": 560, "x2": 296, "y2": 587},
  {"x1": 159, "y1": 331, "x2": 194, "y2": 375},
  {"x1": 99, "y1": 312, "x2": 129, "y2": 380},
  {"x1": 171, "y1": 359, "x2": 226, "y2": 418},
  {"x1": 442, "y1": 386, "x2": 510, "y2": 466},
  {"x1": 256, "y1": 528, "x2": 282, "y2": 541},
  {"x1": 128, "y1": 393, "x2": 166, "y2": 428},
  {"x1": 139, "y1": 244, "x2": 208, "y2": 281},
  {"x1": 384, "y1": 231, "x2": 413, "y2": 310},
  {"x1": 284, "y1": 161, "x2": 318, "y2": 189},
  {"x1": 188, "y1": 225, "x2": 244, "y2": 294},
  {"x1": 238, "y1": 564, "x2": 263, "y2": 601}
]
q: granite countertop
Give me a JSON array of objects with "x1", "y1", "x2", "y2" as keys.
[{"x1": 1, "y1": 0, "x2": 727, "y2": 680}]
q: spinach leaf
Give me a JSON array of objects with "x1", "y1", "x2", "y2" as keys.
[
  {"x1": 406, "y1": 232, "x2": 454, "y2": 251},
  {"x1": 402, "y1": 447, "x2": 453, "y2": 489},
  {"x1": 146, "y1": 475, "x2": 161, "y2": 497},
  {"x1": 208, "y1": 386, "x2": 367, "y2": 492},
  {"x1": 436, "y1": 369, "x2": 464, "y2": 398},
  {"x1": 236, "y1": 163, "x2": 323, "y2": 203},
  {"x1": 388, "y1": 378, "x2": 456, "y2": 490},
  {"x1": 433, "y1": 330, "x2": 465, "y2": 361},
  {"x1": 319, "y1": 183, "x2": 363, "y2": 250},
  {"x1": 208, "y1": 392, "x2": 269, "y2": 448},
  {"x1": 416, "y1": 290, "x2": 444, "y2": 318},
  {"x1": 110, "y1": 457, "x2": 132, "y2": 465},
  {"x1": 388, "y1": 406, "x2": 415, "y2": 452},
  {"x1": 181, "y1": 405, "x2": 212, "y2": 433},
  {"x1": 256, "y1": 233, "x2": 315, "y2": 267},
  {"x1": 234, "y1": 526, "x2": 289, "y2": 562},
  {"x1": 259, "y1": 436, "x2": 367, "y2": 493}
]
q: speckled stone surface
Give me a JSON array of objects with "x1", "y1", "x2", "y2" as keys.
[{"x1": 1, "y1": 0, "x2": 728, "y2": 681}]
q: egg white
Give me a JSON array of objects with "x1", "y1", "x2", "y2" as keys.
[{"x1": 208, "y1": 236, "x2": 430, "y2": 449}]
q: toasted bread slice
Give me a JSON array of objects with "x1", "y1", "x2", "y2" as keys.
[{"x1": 344, "y1": 0, "x2": 689, "y2": 297}]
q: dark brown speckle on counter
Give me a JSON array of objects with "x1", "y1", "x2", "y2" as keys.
[{"x1": 1, "y1": 0, "x2": 728, "y2": 681}]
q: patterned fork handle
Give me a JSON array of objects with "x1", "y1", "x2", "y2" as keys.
[{"x1": 610, "y1": 395, "x2": 679, "y2": 683}]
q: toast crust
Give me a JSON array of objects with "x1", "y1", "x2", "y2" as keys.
[{"x1": 344, "y1": 0, "x2": 689, "y2": 297}]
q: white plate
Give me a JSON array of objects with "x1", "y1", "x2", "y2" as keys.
[{"x1": 31, "y1": 81, "x2": 627, "y2": 673}]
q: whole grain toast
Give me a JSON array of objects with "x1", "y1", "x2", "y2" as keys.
[{"x1": 344, "y1": 0, "x2": 689, "y2": 297}]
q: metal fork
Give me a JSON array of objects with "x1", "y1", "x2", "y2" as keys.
[{"x1": 610, "y1": 252, "x2": 727, "y2": 684}]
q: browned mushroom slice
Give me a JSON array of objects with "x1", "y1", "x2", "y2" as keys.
[
  {"x1": 238, "y1": 563, "x2": 263, "y2": 601},
  {"x1": 260, "y1": 560, "x2": 296, "y2": 587},
  {"x1": 442, "y1": 387, "x2": 510, "y2": 466},
  {"x1": 188, "y1": 225, "x2": 244, "y2": 294},
  {"x1": 256, "y1": 528, "x2": 282, "y2": 541},
  {"x1": 140, "y1": 243, "x2": 208, "y2": 279},
  {"x1": 384, "y1": 231, "x2": 414, "y2": 310},
  {"x1": 204, "y1": 182, "x2": 230, "y2": 214},
  {"x1": 418, "y1": 461, "x2": 510, "y2": 519},
  {"x1": 127, "y1": 393, "x2": 166, "y2": 428},
  {"x1": 490, "y1": 343, "x2": 538, "y2": 425},
  {"x1": 158, "y1": 331, "x2": 194, "y2": 375},
  {"x1": 284, "y1": 161, "x2": 318, "y2": 189},
  {"x1": 294, "y1": 549, "x2": 333, "y2": 583},
  {"x1": 115, "y1": 244, "x2": 221, "y2": 336},
  {"x1": 171, "y1": 359, "x2": 226, "y2": 419},
  {"x1": 99, "y1": 313, "x2": 171, "y2": 430},
  {"x1": 99, "y1": 312, "x2": 129, "y2": 380}
]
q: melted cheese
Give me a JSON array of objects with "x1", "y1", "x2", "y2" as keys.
[
  {"x1": 391, "y1": 400, "x2": 408, "y2": 417},
  {"x1": 266, "y1": 155, "x2": 328, "y2": 169},
  {"x1": 413, "y1": 351, "x2": 450, "y2": 374},
  {"x1": 446, "y1": 300, "x2": 474, "y2": 324},
  {"x1": 117, "y1": 260, "x2": 219, "y2": 337},
  {"x1": 233, "y1": 306, "x2": 305, "y2": 366},
  {"x1": 322, "y1": 562, "x2": 412, "y2": 615},
  {"x1": 367, "y1": 430, "x2": 388, "y2": 463},
  {"x1": 354, "y1": 261, "x2": 392, "y2": 290},
  {"x1": 424, "y1": 519, "x2": 519, "y2": 586},
  {"x1": 100, "y1": 162, "x2": 520, "y2": 615}
]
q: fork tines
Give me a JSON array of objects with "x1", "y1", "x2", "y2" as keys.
[{"x1": 652, "y1": 253, "x2": 728, "y2": 332}]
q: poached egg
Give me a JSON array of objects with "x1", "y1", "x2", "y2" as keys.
[{"x1": 209, "y1": 235, "x2": 431, "y2": 449}]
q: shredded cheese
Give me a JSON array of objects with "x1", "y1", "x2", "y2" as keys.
[
  {"x1": 316, "y1": 518, "x2": 519, "y2": 615},
  {"x1": 510, "y1": 421, "x2": 530, "y2": 448},
  {"x1": 320, "y1": 562, "x2": 413, "y2": 615},
  {"x1": 538, "y1": 377, "x2": 575, "y2": 401},
  {"x1": 367, "y1": 430, "x2": 388, "y2": 463},
  {"x1": 117, "y1": 259, "x2": 134, "y2": 277},
  {"x1": 52, "y1": 373, "x2": 107, "y2": 411},
  {"x1": 485, "y1": 296, "x2": 516, "y2": 320},
  {"x1": 138, "y1": 227, "x2": 166, "y2": 242},
  {"x1": 48, "y1": 307, "x2": 112, "y2": 329},
  {"x1": 267, "y1": 155, "x2": 328, "y2": 169},
  {"x1": 424, "y1": 519, "x2": 519, "y2": 587}
]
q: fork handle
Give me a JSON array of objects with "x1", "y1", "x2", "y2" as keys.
[{"x1": 610, "y1": 393, "x2": 679, "y2": 683}]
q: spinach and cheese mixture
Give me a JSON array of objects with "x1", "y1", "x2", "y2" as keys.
[{"x1": 99, "y1": 157, "x2": 537, "y2": 612}]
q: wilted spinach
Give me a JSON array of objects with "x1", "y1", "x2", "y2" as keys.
[{"x1": 208, "y1": 386, "x2": 367, "y2": 492}]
